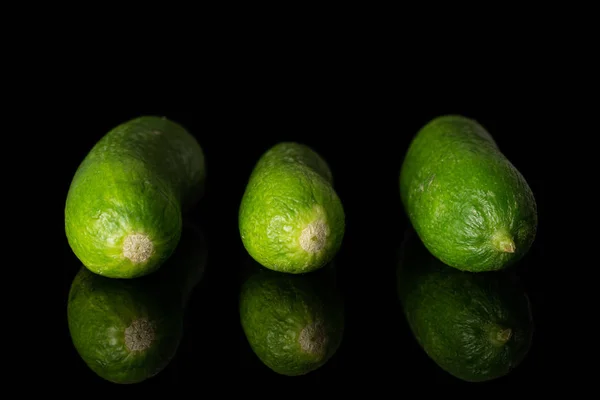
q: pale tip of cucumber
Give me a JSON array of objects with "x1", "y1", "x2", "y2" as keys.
[
  {"x1": 499, "y1": 240, "x2": 515, "y2": 253},
  {"x1": 122, "y1": 233, "x2": 154, "y2": 263},
  {"x1": 124, "y1": 318, "x2": 156, "y2": 352},
  {"x1": 299, "y1": 320, "x2": 328, "y2": 355},
  {"x1": 497, "y1": 328, "x2": 512, "y2": 343},
  {"x1": 299, "y1": 220, "x2": 328, "y2": 254},
  {"x1": 492, "y1": 231, "x2": 516, "y2": 253},
  {"x1": 490, "y1": 327, "x2": 513, "y2": 346}
]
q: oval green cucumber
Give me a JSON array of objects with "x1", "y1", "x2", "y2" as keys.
[
  {"x1": 239, "y1": 261, "x2": 344, "y2": 376},
  {"x1": 239, "y1": 142, "x2": 345, "y2": 274},
  {"x1": 65, "y1": 116, "x2": 206, "y2": 278},
  {"x1": 396, "y1": 229, "x2": 534, "y2": 382},
  {"x1": 67, "y1": 267, "x2": 184, "y2": 384},
  {"x1": 399, "y1": 115, "x2": 537, "y2": 272}
]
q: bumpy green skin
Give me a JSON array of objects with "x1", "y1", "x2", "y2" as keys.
[
  {"x1": 239, "y1": 265, "x2": 344, "y2": 376},
  {"x1": 397, "y1": 229, "x2": 534, "y2": 382},
  {"x1": 65, "y1": 116, "x2": 205, "y2": 278},
  {"x1": 239, "y1": 142, "x2": 345, "y2": 274},
  {"x1": 67, "y1": 267, "x2": 184, "y2": 384},
  {"x1": 399, "y1": 115, "x2": 537, "y2": 272}
]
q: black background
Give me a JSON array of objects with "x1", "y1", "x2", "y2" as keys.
[{"x1": 62, "y1": 104, "x2": 546, "y2": 388}]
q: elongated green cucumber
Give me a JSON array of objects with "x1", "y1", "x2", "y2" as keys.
[
  {"x1": 65, "y1": 116, "x2": 205, "y2": 278},
  {"x1": 239, "y1": 142, "x2": 345, "y2": 274},
  {"x1": 399, "y1": 115, "x2": 537, "y2": 272}
]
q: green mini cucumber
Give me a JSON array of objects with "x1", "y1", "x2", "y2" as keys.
[
  {"x1": 65, "y1": 116, "x2": 206, "y2": 278},
  {"x1": 239, "y1": 261, "x2": 344, "y2": 376},
  {"x1": 397, "y1": 229, "x2": 534, "y2": 382},
  {"x1": 399, "y1": 115, "x2": 537, "y2": 272},
  {"x1": 239, "y1": 142, "x2": 345, "y2": 274},
  {"x1": 67, "y1": 223, "x2": 207, "y2": 384}
]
